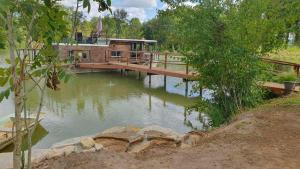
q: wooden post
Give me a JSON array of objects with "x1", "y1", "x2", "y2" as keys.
[
  {"x1": 149, "y1": 94, "x2": 152, "y2": 111},
  {"x1": 186, "y1": 63, "x2": 189, "y2": 75},
  {"x1": 33, "y1": 49, "x2": 36, "y2": 61},
  {"x1": 164, "y1": 53, "x2": 167, "y2": 70},
  {"x1": 164, "y1": 75, "x2": 167, "y2": 90},
  {"x1": 294, "y1": 66, "x2": 300, "y2": 77},
  {"x1": 105, "y1": 50, "x2": 107, "y2": 62},
  {"x1": 200, "y1": 86, "x2": 203, "y2": 97},
  {"x1": 150, "y1": 53, "x2": 153, "y2": 69},
  {"x1": 138, "y1": 71, "x2": 141, "y2": 80},
  {"x1": 185, "y1": 81, "x2": 188, "y2": 97},
  {"x1": 127, "y1": 52, "x2": 129, "y2": 65}
]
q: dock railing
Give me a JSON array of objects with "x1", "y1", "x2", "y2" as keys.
[
  {"x1": 104, "y1": 50, "x2": 191, "y2": 75},
  {"x1": 262, "y1": 58, "x2": 300, "y2": 76}
]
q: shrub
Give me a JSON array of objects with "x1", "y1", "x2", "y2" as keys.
[{"x1": 273, "y1": 72, "x2": 298, "y2": 83}]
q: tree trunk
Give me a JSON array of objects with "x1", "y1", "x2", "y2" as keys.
[
  {"x1": 71, "y1": 0, "x2": 80, "y2": 41},
  {"x1": 7, "y1": 10, "x2": 23, "y2": 169}
]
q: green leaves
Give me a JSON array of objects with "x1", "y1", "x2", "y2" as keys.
[
  {"x1": 161, "y1": 0, "x2": 300, "y2": 125},
  {"x1": 0, "y1": 88, "x2": 10, "y2": 102},
  {"x1": 0, "y1": 67, "x2": 11, "y2": 87},
  {"x1": 83, "y1": 0, "x2": 91, "y2": 13}
]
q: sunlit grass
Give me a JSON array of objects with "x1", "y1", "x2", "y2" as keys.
[
  {"x1": 264, "y1": 93, "x2": 300, "y2": 106},
  {"x1": 268, "y1": 45, "x2": 300, "y2": 63}
]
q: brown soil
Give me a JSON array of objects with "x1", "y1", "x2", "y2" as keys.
[{"x1": 33, "y1": 97, "x2": 300, "y2": 169}]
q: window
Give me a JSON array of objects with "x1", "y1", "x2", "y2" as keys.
[
  {"x1": 82, "y1": 53, "x2": 87, "y2": 59},
  {"x1": 111, "y1": 51, "x2": 122, "y2": 57}
]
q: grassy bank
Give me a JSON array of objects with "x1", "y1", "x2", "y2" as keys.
[{"x1": 268, "y1": 45, "x2": 300, "y2": 63}]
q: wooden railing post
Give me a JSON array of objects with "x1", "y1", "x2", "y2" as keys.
[
  {"x1": 150, "y1": 53, "x2": 153, "y2": 69},
  {"x1": 186, "y1": 63, "x2": 189, "y2": 75},
  {"x1": 295, "y1": 66, "x2": 300, "y2": 77},
  {"x1": 127, "y1": 52, "x2": 129, "y2": 65},
  {"x1": 164, "y1": 52, "x2": 167, "y2": 70},
  {"x1": 105, "y1": 50, "x2": 107, "y2": 62}
]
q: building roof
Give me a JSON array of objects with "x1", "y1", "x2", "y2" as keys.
[{"x1": 108, "y1": 38, "x2": 157, "y2": 43}]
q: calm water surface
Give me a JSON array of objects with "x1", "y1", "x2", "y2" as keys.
[{"x1": 0, "y1": 56, "x2": 211, "y2": 149}]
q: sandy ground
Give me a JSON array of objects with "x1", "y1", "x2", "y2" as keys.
[{"x1": 33, "y1": 98, "x2": 300, "y2": 169}]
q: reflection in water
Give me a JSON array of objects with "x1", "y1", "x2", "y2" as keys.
[
  {"x1": 1, "y1": 124, "x2": 48, "y2": 152},
  {"x1": 0, "y1": 71, "x2": 211, "y2": 149}
]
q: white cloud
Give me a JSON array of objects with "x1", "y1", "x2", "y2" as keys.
[
  {"x1": 124, "y1": 7, "x2": 147, "y2": 21},
  {"x1": 60, "y1": 0, "x2": 155, "y2": 22},
  {"x1": 183, "y1": 2, "x2": 198, "y2": 7},
  {"x1": 118, "y1": 0, "x2": 157, "y2": 8}
]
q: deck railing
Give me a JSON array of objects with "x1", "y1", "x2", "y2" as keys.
[
  {"x1": 262, "y1": 58, "x2": 300, "y2": 76},
  {"x1": 104, "y1": 50, "x2": 191, "y2": 75}
]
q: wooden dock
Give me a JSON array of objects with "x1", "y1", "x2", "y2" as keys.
[{"x1": 79, "y1": 62, "x2": 196, "y2": 79}]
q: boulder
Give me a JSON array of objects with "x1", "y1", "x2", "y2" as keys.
[
  {"x1": 95, "y1": 138, "x2": 128, "y2": 152},
  {"x1": 51, "y1": 136, "x2": 93, "y2": 148},
  {"x1": 181, "y1": 131, "x2": 207, "y2": 147},
  {"x1": 80, "y1": 137, "x2": 95, "y2": 149},
  {"x1": 82, "y1": 148, "x2": 96, "y2": 153},
  {"x1": 138, "y1": 125, "x2": 182, "y2": 143},
  {"x1": 94, "y1": 126, "x2": 143, "y2": 146},
  {"x1": 127, "y1": 141, "x2": 151, "y2": 154},
  {"x1": 45, "y1": 148, "x2": 65, "y2": 159},
  {"x1": 62, "y1": 145, "x2": 76, "y2": 156},
  {"x1": 94, "y1": 143, "x2": 104, "y2": 151}
]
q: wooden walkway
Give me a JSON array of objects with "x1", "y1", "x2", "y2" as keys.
[
  {"x1": 78, "y1": 62, "x2": 299, "y2": 93},
  {"x1": 262, "y1": 82, "x2": 299, "y2": 93},
  {"x1": 79, "y1": 62, "x2": 196, "y2": 79}
]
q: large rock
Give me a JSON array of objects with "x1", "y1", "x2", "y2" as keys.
[
  {"x1": 127, "y1": 141, "x2": 151, "y2": 154},
  {"x1": 181, "y1": 131, "x2": 207, "y2": 148},
  {"x1": 138, "y1": 125, "x2": 182, "y2": 143},
  {"x1": 94, "y1": 143, "x2": 104, "y2": 151},
  {"x1": 45, "y1": 148, "x2": 65, "y2": 159},
  {"x1": 95, "y1": 126, "x2": 143, "y2": 145},
  {"x1": 80, "y1": 137, "x2": 95, "y2": 149},
  {"x1": 95, "y1": 138, "x2": 128, "y2": 152},
  {"x1": 52, "y1": 136, "x2": 91, "y2": 148}
]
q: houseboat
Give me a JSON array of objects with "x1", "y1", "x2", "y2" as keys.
[{"x1": 55, "y1": 38, "x2": 157, "y2": 64}]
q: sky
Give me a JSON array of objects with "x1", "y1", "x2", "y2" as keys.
[{"x1": 60, "y1": 0, "x2": 168, "y2": 22}]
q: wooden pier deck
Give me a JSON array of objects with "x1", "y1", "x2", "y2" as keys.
[
  {"x1": 78, "y1": 62, "x2": 299, "y2": 93},
  {"x1": 79, "y1": 62, "x2": 196, "y2": 79}
]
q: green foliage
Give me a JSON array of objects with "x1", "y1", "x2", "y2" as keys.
[
  {"x1": 113, "y1": 9, "x2": 128, "y2": 38},
  {"x1": 127, "y1": 18, "x2": 143, "y2": 39},
  {"x1": 272, "y1": 72, "x2": 298, "y2": 83},
  {"x1": 0, "y1": 27, "x2": 6, "y2": 49},
  {"x1": 162, "y1": 0, "x2": 300, "y2": 125},
  {"x1": 143, "y1": 10, "x2": 181, "y2": 51}
]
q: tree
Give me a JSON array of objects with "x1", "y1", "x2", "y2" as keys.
[
  {"x1": 143, "y1": 10, "x2": 180, "y2": 51},
  {"x1": 128, "y1": 18, "x2": 143, "y2": 39},
  {"x1": 0, "y1": 1, "x2": 111, "y2": 169},
  {"x1": 162, "y1": 0, "x2": 300, "y2": 125},
  {"x1": 70, "y1": 0, "x2": 112, "y2": 41},
  {"x1": 113, "y1": 9, "x2": 128, "y2": 38},
  {"x1": 102, "y1": 15, "x2": 116, "y2": 38}
]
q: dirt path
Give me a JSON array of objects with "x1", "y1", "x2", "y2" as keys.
[{"x1": 34, "y1": 96, "x2": 300, "y2": 169}]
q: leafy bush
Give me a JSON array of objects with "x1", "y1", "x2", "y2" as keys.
[{"x1": 273, "y1": 72, "x2": 298, "y2": 83}]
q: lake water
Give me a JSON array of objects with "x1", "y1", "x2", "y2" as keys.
[{"x1": 0, "y1": 56, "x2": 211, "y2": 150}]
